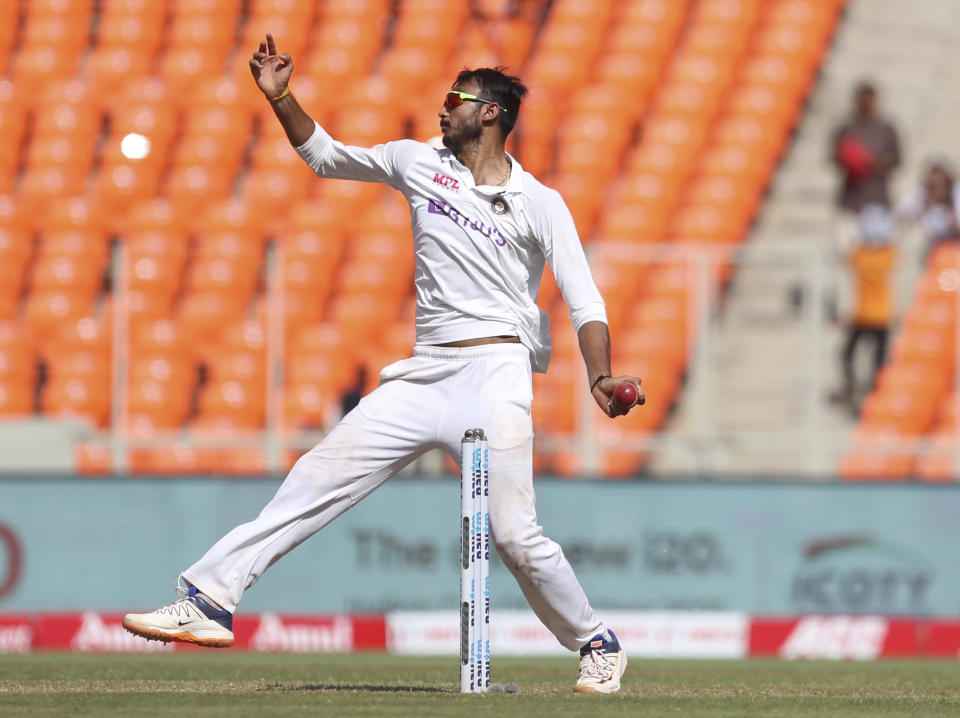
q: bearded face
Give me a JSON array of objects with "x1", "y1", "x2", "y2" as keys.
[{"x1": 440, "y1": 101, "x2": 483, "y2": 154}]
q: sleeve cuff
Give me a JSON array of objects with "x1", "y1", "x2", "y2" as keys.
[
  {"x1": 569, "y1": 303, "x2": 608, "y2": 332},
  {"x1": 294, "y1": 121, "x2": 333, "y2": 166}
]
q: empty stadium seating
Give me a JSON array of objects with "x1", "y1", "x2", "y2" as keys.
[{"x1": 0, "y1": 0, "x2": 845, "y2": 475}]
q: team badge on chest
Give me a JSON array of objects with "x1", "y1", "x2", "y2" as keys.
[{"x1": 490, "y1": 195, "x2": 510, "y2": 215}]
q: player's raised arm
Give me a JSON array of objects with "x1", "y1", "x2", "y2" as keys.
[{"x1": 250, "y1": 33, "x2": 315, "y2": 147}]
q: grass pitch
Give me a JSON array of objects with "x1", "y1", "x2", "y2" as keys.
[{"x1": 2, "y1": 653, "x2": 960, "y2": 717}]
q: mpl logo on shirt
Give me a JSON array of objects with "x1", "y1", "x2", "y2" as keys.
[{"x1": 432, "y1": 172, "x2": 460, "y2": 191}]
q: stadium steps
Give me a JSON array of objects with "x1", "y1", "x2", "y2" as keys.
[{"x1": 647, "y1": 0, "x2": 960, "y2": 477}]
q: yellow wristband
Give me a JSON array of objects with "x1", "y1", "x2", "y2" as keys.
[{"x1": 269, "y1": 86, "x2": 291, "y2": 102}]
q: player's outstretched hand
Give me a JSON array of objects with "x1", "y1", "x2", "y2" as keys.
[
  {"x1": 250, "y1": 33, "x2": 293, "y2": 99},
  {"x1": 592, "y1": 375, "x2": 644, "y2": 418}
]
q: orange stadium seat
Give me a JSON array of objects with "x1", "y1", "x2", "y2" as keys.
[
  {"x1": 11, "y1": 45, "x2": 79, "y2": 87},
  {"x1": 100, "y1": 0, "x2": 166, "y2": 26},
  {"x1": 123, "y1": 199, "x2": 193, "y2": 236},
  {"x1": 932, "y1": 392, "x2": 960, "y2": 432},
  {"x1": 22, "y1": 15, "x2": 88, "y2": 55},
  {"x1": 126, "y1": 253, "x2": 183, "y2": 302},
  {"x1": 698, "y1": 0, "x2": 762, "y2": 25},
  {"x1": 335, "y1": 258, "x2": 409, "y2": 298},
  {"x1": 40, "y1": 228, "x2": 109, "y2": 266},
  {"x1": 26, "y1": 134, "x2": 97, "y2": 176},
  {"x1": 193, "y1": 230, "x2": 264, "y2": 265},
  {"x1": 713, "y1": 114, "x2": 784, "y2": 169},
  {"x1": 17, "y1": 166, "x2": 89, "y2": 217},
  {"x1": 0, "y1": 345, "x2": 37, "y2": 385},
  {"x1": 168, "y1": 13, "x2": 235, "y2": 56},
  {"x1": 30, "y1": 255, "x2": 104, "y2": 297},
  {"x1": 860, "y1": 388, "x2": 937, "y2": 436},
  {"x1": 164, "y1": 165, "x2": 234, "y2": 215},
  {"x1": 176, "y1": 292, "x2": 249, "y2": 351},
  {"x1": 194, "y1": 199, "x2": 270, "y2": 239},
  {"x1": 668, "y1": 52, "x2": 737, "y2": 92},
  {"x1": 838, "y1": 451, "x2": 914, "y2": 482},
  {"x1": 625, "y1": 139, "x2": 700, "y2": 182},
  {"x1": 87, "y1": 47, "x2": 154, "y2": 95},
  {"x1": 0, "y1": 4, "x2": 18, "y2": 65},
  {"x1": 182, "y1": 107, "x2": 251, "y2": 147},
  {"x1": 240, "y1": 16, "x2": 311, "y2": 62},
  {"x1": 600, "y1": 202, "x2": 672, "y2": 244},
  {"x1": 252, "y1": 0, "x2": 315, "y2": 17},
  {"x1": 185, "y1": 257, "x2": 260, "y2": 298},
  {"x1": 197, "y1": 378, "x2": 266, "y2": 428},
  {"x1": 739, "y1": 54, "x2": 810, "y2": 101},
  {"x1": 217, "y1": 319, "x2": 267, "y2": 354},
  {"x1": 0, "y1": 381, "x2": 34, "y2": 416},
  {"x1": 610, "y1": 171, "x2": 684, "y2": 219},
  {"x1": 655, "y1": 81, "x2": 725, "y2": 122},
  {"x1": 33, "y1": 102, "x2": 100, "y2": 138},
  {"x1": 0, "y1": 225, "x2": 33, "y2": 273},
  {"x1": 595, "y1": 50, "x2": 661, "y2": 101},
  {"x1": 206, "y1": 350, "x2": 266, "y2": 385},
  {"x1": 54, "y1": 315, "x2": 111, "y2": 357},
  {"x1": 284, "y1": 380, "x2": 338, "y2": 429},
  {"x1": 193, "y1": 76, "x2": 261, "y2": 123},
  {"x1": 251, "y1": 134, "x2": 303, "y2": 171},
  {"x1": 537, "y1": 18, "x2": 607, "y2": 60},
  {"x1": 159, "y1": 48, "x2": 234, "y2": 99},
  {"x1": 526, "y1": 51, "x2": 590, "y2": 101},
  {"x1": 238, "y1": 167, "x2": 312, "y2": 219},
  {"x1": 127, "y1": 374, "x2": 192, "y2": 424},
  {"x1": 97, "y1": 13, "x2": 163, "y2": 55},
  {"x1": 875, "y1": 362, "x2": 949, "y2": 405},
  {"x1": 891, "y1": 326, "x2": 954, "y2": 370},
  {"x1": 174, "y1": 134, "x2": 245, "y2": 173},
  {"x1": 42, "y1": 375, "x2": 110, "y2": 427},
  {"x1": 24, "y1": 291, "x2": 96, "y2": 355},
  {"x1": 132, "y1": 318, "x2": 188, "y2": 354},
  {"x1": 288, "y1": 322, "x2": 352, "y2": 359},
  {"x1": 93, "y1": 164, "x2": 165, "y2": 216},
  {"x1": 327, "y1": 293, "x2": 388, "y2": 343},
  {"x1": 287, "y1": 353, "x2": 357, "y2": 395}
]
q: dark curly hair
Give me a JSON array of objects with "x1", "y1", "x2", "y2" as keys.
[{"x1": 454, "y1": 67, "x2": 527, "y2": 138}]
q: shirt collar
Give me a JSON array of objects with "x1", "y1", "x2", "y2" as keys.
[{"x1": 440, "y1": 149, "x2": 523, "y2": 196}]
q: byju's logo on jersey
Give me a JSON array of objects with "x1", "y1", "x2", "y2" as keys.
[
  {"x1": 427, "y1": 199, "x2": 507, "y2": 247},
  {"x1": 433, "y1": 172, "x2": 460, "y2": 191}
]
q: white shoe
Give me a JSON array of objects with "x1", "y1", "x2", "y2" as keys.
[
  {"x1": 123, "y1": 581, "x2": 234, "y2": 647},
  {"x1": 574, "y1": 630, "x2": 627, "y2": 694}
]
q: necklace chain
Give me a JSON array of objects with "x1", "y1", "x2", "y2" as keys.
[{"x1": 499, "y1": 161, "x2": 511, "y2": 186}]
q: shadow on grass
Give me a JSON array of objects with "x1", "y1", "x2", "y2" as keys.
[{"x1": 262, "y1": 682, "x2": 453, "y2": 694}]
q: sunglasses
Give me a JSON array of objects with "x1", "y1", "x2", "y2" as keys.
[{"x1": 444, "y1": 90, "x2": 507, "y2": 112}]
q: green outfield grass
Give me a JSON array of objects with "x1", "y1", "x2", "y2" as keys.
[{"x1": 2, "y1": 653, "x2": 960, "y2": 717}]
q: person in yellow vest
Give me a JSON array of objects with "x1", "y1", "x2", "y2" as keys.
[{"x1": 840, "y1": 204, "x2": 896, "y2": 411}]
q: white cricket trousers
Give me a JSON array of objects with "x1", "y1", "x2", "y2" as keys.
[{"x1": 182, "y1": 343, "x2": 604, "y2": 651}]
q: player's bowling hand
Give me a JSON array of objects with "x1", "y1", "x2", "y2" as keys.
[{"x1": 591, "y1": 376, "x2": 644, "y2": 418}]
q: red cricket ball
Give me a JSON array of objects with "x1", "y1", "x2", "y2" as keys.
[{"x1": 612, "y1": 382, "x2": 638, "y2": 409}]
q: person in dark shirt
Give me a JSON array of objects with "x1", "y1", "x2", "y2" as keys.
[{"x1": 832, "y1": 81, "x2": 901, "y2": 214}]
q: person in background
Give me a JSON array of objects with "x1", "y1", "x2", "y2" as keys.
[
  {"x1": 827, "y1": 82, "x2": 902, "y2": 324},
  {"x1": 897, "y1": 160, "x2": 960, "y2": 255},
  {"x1": 832, "y1": 81, "x2": 902, "y2": 221},
  {"x1": 838, "y1": 206, "x2": 897, "y2": 413}
]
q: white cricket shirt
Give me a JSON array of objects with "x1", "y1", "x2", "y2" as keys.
[{"x1": 295, "y1": 122, "x2": 607, "y2": 372}]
